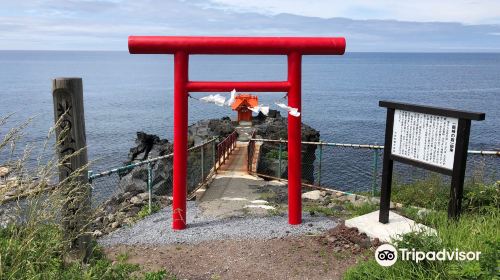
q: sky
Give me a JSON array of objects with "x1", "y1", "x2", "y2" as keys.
[{"x1": 1, "y1": 0, "x2": 500, "y2": 52}]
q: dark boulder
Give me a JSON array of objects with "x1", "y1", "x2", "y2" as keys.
[
  {"x1": 253, "y1": 111, "x2": 320, "y2": 182},
  {"x1": 127, "y1": 132, "x2": 172, "y2": 164},
  {"x1": 119, "y1": 132, "x2": 174, "y2": 196}
]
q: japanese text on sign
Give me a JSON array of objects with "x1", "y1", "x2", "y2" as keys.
[{"x1": 392, "y1": 110, "x2": 458, "y2": 170}]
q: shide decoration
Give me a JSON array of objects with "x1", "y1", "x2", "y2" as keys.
[{"x1": 198, "y1": 88, "x2": 296, "y2": 118}]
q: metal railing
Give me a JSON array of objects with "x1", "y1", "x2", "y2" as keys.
[
  {"x1": 248, "y1": 137, "x2": 499, "y2": 195},
  {"x1": 89, "y1": 138, "x2": 217, "y2": 211},
  {"x1": 217, "y1": 131, "x2": 238, "y2": 168}
]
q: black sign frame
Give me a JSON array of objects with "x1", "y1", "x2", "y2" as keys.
[{"x1": 378, "y1": 101, "x2": 485, "y2": 223}]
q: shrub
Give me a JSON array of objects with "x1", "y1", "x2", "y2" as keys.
[
  {"x1": 266, "y1": 149, "x2": 288, "y2": 160},
  {"x1": 392, "y1": 175, "x2": 499, "y2": 214},
  {"x1": 0, "y1": 115, "x2": 170, "y2": 279},
  {"x1": 391, "y1": 174, "x2": 450, "y2": 211},
  {"x1": 463, "y1": 182, "x2": 499, "y2": 214}
]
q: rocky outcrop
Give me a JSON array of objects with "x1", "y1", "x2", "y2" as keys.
[
  {"x1": 119, "y1": 159, "x2": 173, "y2": 196},
  {"x1": 118, "y1": 132, "x2": 174, "y2": 196},
  {"x1": 253, "y1": 110, "x2": 320, "y2": 182},
  {"x1": 188, "y1": 116, "x2": 236, "y2": 145},
  {"x1": 114, "y1": 111, "x2": 320, "y2": 205},
  {"x1": 92, "y1": 188, "x2": 170, "y2": 236},
  {"x1": 126, "y1": 132, "x2": 173, "y2": 164},
  {"x1": 118, "y1": 130, "x2": 211, "y2": 197}
]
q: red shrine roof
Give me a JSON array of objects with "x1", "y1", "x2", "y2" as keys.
[{"x1": 231, "y1": 94, "x2": 258, "y2": 110}]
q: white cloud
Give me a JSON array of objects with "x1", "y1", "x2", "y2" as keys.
[
  {"x1": 0, "y1": 0, "x2": 499, "y2": 51},
  {"x1": 206, "y1": 0, "x2": 500, "y2": 24}
]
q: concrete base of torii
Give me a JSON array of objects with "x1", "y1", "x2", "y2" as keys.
[{"x1": 345, "y1": 210, "x2": 436, "y2": 243}]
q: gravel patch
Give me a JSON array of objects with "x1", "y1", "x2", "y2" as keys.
[{"x1": 98, "y1": 201, "x2": 338, "y2": 246}]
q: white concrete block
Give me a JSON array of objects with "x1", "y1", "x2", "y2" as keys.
[{"x1": 345, "y1": 210, "x2": 436, "y2": 243}]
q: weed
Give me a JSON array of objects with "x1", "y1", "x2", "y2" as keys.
[
  {"x1": 266, "y1": 204, "x2": 286, "y2": 216},
  {"x1": 391, "y1": 175, "x2": 498, "y2": 214},
  {"x1": 266, "y1": 149, "x2": 288, "y2": 160},
  {"x1": 344, "y1": 201, "x2": 378, "y2": 217},
  {"x1": 137, "y1": 203, "x2": 161, "y2": 220},
  {"x1": 144, "y1": 270, "x2": 178, "y2": 280},
  {"x1": 258, "y1": 191, "x2": 277, "y2": 201},
  {"x1": 117, "y1": 252, "x2": 129, "y2": 263},
  {"x1": 210, "y1": 274, "x2": 221, "y2": 280},
  {"x1": 0, "y1": 115, "x2": 169, "y2": 279},
  {"x1": 303, "y1": 204, "x2": 338, "y2": 216}
]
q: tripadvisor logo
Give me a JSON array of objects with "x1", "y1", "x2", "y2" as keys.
[
  {"x1": 375, "y1": 244, "x2": 398, "y2": 266},
  {"x1": 375, "y1": 244, "x2": 481, "y2": 267}
]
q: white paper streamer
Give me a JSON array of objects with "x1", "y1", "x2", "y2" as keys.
[
  {"x1": 275, "y1": 102, "x2": 301, "y2": 117},
  {"x1": 200, "y1": 94, "x2": 226, "y2": 106},
  {"x1": 226, "y1": 89, "x2": 236, "y2": 106},
  {"x1": 249, "y1": 105, "x2": 270, "y2": 116},
  {"x1": 260, "y1": 105, "x2": 270, "y2": 116},
  {"x1": 249, "y1": 105, "x2": 261, "y2": 114},
  {"x1": 199, "y1": 92, "x2": 298, "y2": 118}
]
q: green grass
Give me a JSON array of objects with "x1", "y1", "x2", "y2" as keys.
[
  {"x1": 266, "y1": 149, "x2": 288, "y2": 160},
  {"x1": 137, "y1": 203, "x2": 162, "y2": 220},
  {"x1": 344, "y1": 201, "x2": 379, "y2": 218},
  {"x1": 144, "y1": 270, "x2": 178, "y2": 280},
  {"x1": 344, "y1": 208, "x2": 499, "y2": 280},
  {"x1": 266, "y1": 204, "x2": 286, "y2": 216},
  {"x1": 258, "y1": 191, "x2": 277, "y2": 201},
  {"x1": 303, "y1": 204, "x2": 338, "y2": 216},
  {"x1": 0, "y1": 224, "x2": 173, "y2": 280},
  {"x1": 390, "y1": 174, "x2": 450, "y2": 210},
  {"x1": 0, "y1": 115, "x2": 176, "y2": 280},
  {"x1": 390, "y1": 175, "x2": 499, "y2": 213},
  {"x1": 0, "y1": 223, "x2": 139, "y2": 280},
  {"x1": 344, "y1": 181, "x2": 499, "y2": 280}
]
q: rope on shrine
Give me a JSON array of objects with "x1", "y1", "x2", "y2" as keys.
[
  {"x1": 189, "y1": 91, "x2": 298, "y2": 116},
  {"x1": 188, "y1": 94, "x2": 200, "y2": 101}
]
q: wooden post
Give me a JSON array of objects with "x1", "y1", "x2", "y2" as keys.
[
  {"x1": 52, "y1": 77, "x2": 91, "y2": 259},
  {"x1": 379, "y1": 108, "x2": 395, "y2": 224},
  {"x1": 448, "y1": 119, "x2": 471, "y2": 219}
]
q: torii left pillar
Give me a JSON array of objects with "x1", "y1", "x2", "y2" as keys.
[
  {"x1": 173, "y1": 51, "x2": 189, "y2": 229},
  {"x1": 129, "y1": 36, "x2": 346, "y2": 229}
]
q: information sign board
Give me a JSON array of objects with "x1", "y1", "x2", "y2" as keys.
[
  {"x1": 378, "y1": 101, "x2": 485, "y2": 223},
  {"x1": 392, "y1": 110, "x2": 458, "y2": 170}
]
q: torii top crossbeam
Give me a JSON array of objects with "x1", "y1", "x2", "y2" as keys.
[
  {"x1": 128, "y1": 36, "x2": 346, "y2": 230},
  {"x1": 129, "y1": 36, "x2": 346, "y2": 55}
]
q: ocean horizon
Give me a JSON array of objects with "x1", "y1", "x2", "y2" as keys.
[{"x1": 1, "y1": 51, "x2": 499, "y2": 190}]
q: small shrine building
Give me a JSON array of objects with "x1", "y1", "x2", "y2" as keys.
[{"x1": 231, "y1": 94, "x2": 258, "y2": 122}]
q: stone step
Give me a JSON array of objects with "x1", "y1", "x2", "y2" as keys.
[
  {"x1": 235, "y1": 126, "x2": 254, "y2": 142},
  {"x1": 238, "y1": 121, "x2": 252, "y2": 127}
]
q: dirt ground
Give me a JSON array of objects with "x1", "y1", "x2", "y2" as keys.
[{"x1": 105, "y1": 224, "x2": 375, "y2": 280}]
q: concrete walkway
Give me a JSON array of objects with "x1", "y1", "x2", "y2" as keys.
[
  {"x1": 199, "y1": 141, "x2": 272, "y2": 218},
  {"x1": 235, "y1": 122, "x2": 253, "y2": 141}
]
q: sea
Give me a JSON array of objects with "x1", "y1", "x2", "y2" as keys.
[{"x1": 0, "y1": 51, "x2": 499, "y2": 191}]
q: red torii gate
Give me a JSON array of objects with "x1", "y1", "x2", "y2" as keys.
[{"x1": 128, "y1": 36, "x2": 346, "y2": 230}]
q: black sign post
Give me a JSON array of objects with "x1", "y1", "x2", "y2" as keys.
[{"x1": 378, "y1": 101, "x2": 485, "y2": 223}]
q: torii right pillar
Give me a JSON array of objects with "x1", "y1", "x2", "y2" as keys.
[{"x1": 287, "y1": 52, "x2": 302, "y2": 224}]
